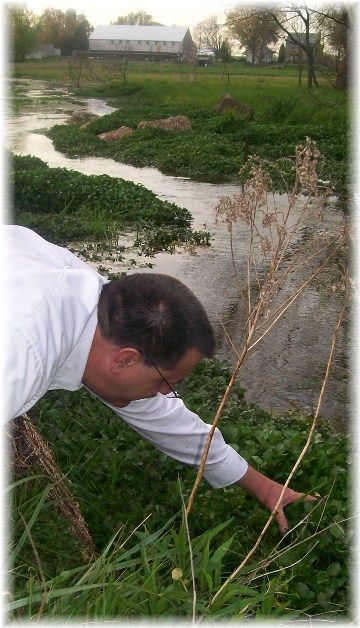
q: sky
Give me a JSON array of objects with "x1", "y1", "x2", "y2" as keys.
[{"x1": 7, "y1": 0, "x2": 238, "y2": 29}]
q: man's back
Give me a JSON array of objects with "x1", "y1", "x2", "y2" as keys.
[{"x1": 3, "y1": 225, "x2": 104, "y2": 420}]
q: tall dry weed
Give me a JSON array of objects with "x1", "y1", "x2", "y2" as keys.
[{"x1": 187, "y1": 137, "x2": 349, "y2": 517}]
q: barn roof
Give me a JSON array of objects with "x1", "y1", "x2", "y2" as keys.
[{"x1": 89, "y1": 25, "x2": 190, "y2": 41}]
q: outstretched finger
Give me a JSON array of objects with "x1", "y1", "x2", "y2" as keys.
[
  {"x1": 277, "y1": 491, "x2": 318, "y2": 533},
  {"x1": 283, "y1": 490, "x2": 317, "y2": 509},
  {"x1": 275, "y1": 508, "x2": 289, "y2": 535}
]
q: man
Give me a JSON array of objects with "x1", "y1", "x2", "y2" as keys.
[{"x1": 3, "y1": 225, "x2": 311, "y2": 534}]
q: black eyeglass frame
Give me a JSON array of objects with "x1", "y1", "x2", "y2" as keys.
[{"x1": 148, "y1": 359, "x2": 181, "y2": 399}]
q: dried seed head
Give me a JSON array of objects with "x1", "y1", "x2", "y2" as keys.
[
  {"x1": 171, "y1": 568, "x2": 183, "y2": 581},
  {"x1": 295, "y1": 137, "x2": 322, "y2": 195},
  {"x1": 260, "y1": 236, "x2": 273, "y2": 256},
  {"x1": 262, "y1": 212, "x2": 278, "y2": 228}
]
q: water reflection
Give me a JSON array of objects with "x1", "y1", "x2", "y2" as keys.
[{"x1": 6, "y1": 81, "x2": 351, "y2": 429}]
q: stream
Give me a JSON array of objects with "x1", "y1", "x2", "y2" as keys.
[{"x1": 6, "y1": 80, "x2": 352, "y2": 431}]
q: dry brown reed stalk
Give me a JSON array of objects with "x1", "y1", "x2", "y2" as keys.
[
  {"x1": 186, "y1": 138, "x2": 348, "y2": 517},
  {"x1": 10, "y1": 413, "x2": 96, "y2": 559},
  {"x1": 259, "y1": 478, "x2": 353, "y2": 581},
  {"x1": 228, "y1": 498, "x2": 353, "y2": 592},
  {"x1": 209, "y1": 295, "x2": 348, "y2": 608},
  {"x1": 178, "y1": 484, "x2": 197, "y2": 623},
  {"x1": 239, "y1": 514, "x2": 353, "y2": 591}
]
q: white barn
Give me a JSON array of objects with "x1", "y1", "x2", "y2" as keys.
[{"x1": 89, "y1": 25, "x2": 196, "y2": 61}]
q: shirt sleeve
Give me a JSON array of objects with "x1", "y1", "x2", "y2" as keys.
[{"x1": 102, "y1": 393, "x2": 248, "y2": 489}]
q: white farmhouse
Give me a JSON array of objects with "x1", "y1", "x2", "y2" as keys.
[
  {"x1": 285, "y1": 33, "x2": 323, "y2": 63},
  {"x1": 89, "y1": 25, "x2": 196, "y2": 61}
]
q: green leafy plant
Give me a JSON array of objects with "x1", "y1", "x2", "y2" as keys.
[
  {"x1": 7, "y1": 378, "x2": 351, "y2": 620},
  {"x1": 9, "y1": 153, "x2": 210, "y2": 255}
]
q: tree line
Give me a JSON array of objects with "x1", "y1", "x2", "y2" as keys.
[
  {"x1": 193, "y1": 4, "x2": 351, "y2": 90},
  {"x1": 7, "y1": 4, "x2": 92, "y2": 60},
  {"x1": 7, "y1": 3, "x2": 351, "y2": 90}
]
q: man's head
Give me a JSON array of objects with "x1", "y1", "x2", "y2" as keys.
[{"x1": 97, "y1": 273, "x2": 215, "y2": 370}]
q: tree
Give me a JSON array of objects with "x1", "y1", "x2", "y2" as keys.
[
  {"x1": 219, "y1": 39, "x2": 232, "y2": 62},
  {"x1": 7, "y1": 3, "x2": 41, "y2": 61},
  {"x1": 36, "y1": 8, "x2": 91, "y2": 55},
  {"x1": 313, "y1": 4, "x2": 351, "y2": 90},
  {"x1": 193, "y1": 16, "x2": 230, "y2": 61},
  {"x1": 74, "y1": 20, "x2": 91, "y2": 51},
  {"x1": 112, "y1": 11, "x2": 161, "y2": 25},
  {"x1": 225, "y1": 6, "x2": 280, "y2": 64},
  {"x1": 278, "y1": 42, "x2": 286, "y2": 63},
  {"x1": 38, "y1": 8, "x2": 65, "y2": 48},
  {"x1": 61, "y1": 19, "x2": 91, "y2": 55},
  {"x1": 266, "y1": 5, "x2": 321, "y2": 89}
]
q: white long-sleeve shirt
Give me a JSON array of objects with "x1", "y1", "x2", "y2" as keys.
[{"x1": 2, "y1": 225, "x2": 248, "y2": 488}]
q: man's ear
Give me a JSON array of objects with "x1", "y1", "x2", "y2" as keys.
[{"x1": 110, "y1": 348, "x2": 142, "y2": 374}]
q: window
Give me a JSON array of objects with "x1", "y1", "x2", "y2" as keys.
[
  {"x1": 146, "y1": 41, "x2": 149, "y2": 44},
  {"x1": 138, "y1": 40, "x2": 141, "y2": 44},
  {"x1": 155, "y1": 41, "x2": 159, "y2": 44}
]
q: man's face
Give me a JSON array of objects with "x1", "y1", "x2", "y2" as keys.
[{"x1": 109, "y1": 347, "x2": 203, "y2": 407}]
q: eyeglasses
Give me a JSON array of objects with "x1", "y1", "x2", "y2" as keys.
[{"x1": 149, "y1": 360, "x2": 181, "y2": 399}]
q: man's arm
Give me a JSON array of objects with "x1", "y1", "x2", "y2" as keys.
[
  {"x1": 98, "y1": 392, "x2": 314, "y2": 533},
  {"x1": 101, "y1": 392, "x2": 249, "y2": 487},
  {"x1": 236, "y1": 464, "x2": 316, "y2": 534}
]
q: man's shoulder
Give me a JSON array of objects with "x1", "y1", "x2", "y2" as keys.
[{"x1": 4, "y1": 225, "x2": 105, "y2": 326}]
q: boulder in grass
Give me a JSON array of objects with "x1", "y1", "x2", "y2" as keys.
[
  {"x1": 67, "y1": 110, "x2": 99, "y2": 125},
  {"x1": 98, "y1": 126, "x2": 134, "y2": 142},
  {"x1": 137, "y1": 115, "x2": 192, "y2": 132},
  {"x1": 216, "y1": 93, "x2": 254, "y2": 121}
]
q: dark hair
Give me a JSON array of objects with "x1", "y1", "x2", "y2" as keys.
[{"x1": 98, "y1": 273, "x2": 215, "y2": 369}]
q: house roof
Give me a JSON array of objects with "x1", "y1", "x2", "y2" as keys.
[
  {"x1": 89, "y1": 25, "x2": 189, "y2": 41},
  {"x1": 286, "y1": 32, "x2": 320, "y2": 44}
]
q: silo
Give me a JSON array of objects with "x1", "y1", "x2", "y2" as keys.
[{"x1": 65, "y1": 8, "x2": 76, "y2": 28}]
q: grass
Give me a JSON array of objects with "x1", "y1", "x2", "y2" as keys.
[
  {"x1": 6, "y1": 359, "x2": 351, "y2": 621},
  {"x1": 11, "y1": 57, "x2": 308, "y2": 79}
]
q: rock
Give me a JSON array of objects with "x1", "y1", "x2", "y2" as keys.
[
  {"x1": 67, "y1": 110, "x2": 99, "y2": 125},
  {"x1": 98, "y1": 126, "x2": 134, "y2": 142},
  {"x1": 137, "y1": 115, "x2": 192, "y2": 132},
  {"x1": 216, "y1": 93, "x2": 254, "y2": 121}
]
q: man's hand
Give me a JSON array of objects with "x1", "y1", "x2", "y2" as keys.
[{"x1": 236, "y1": 464, "x2": 316, "y2": 534}]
